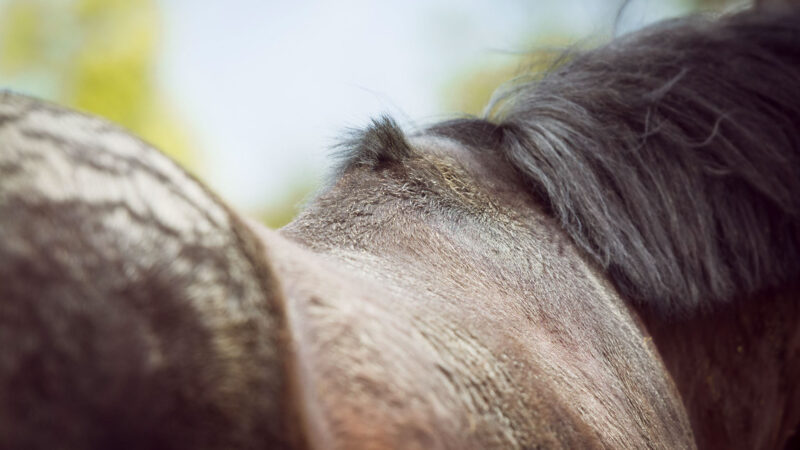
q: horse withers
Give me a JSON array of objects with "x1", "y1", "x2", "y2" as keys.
[{"x1": 1, "y1": 3, "x2": 799, "y2": 449}]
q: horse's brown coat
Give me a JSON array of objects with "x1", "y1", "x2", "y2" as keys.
[
  {"x1": 1, "y1": 3, "x2": 799, "y2": 450},
  {"x1": 264, "y1": 135, "x2": 696, "y2": 448}
]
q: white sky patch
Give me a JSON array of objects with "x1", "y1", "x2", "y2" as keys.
[{"x1": 153, "y1": 0, "x2": 688, "y2": 211}]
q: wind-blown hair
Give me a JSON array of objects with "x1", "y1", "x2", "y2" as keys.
[{"x1": 436, "y1": 7, "x2": 800, "y2": 314}]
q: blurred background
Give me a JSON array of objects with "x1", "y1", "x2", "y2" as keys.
[{"x1": 0, "y1": 0, "x2": 743, "y2": 227}]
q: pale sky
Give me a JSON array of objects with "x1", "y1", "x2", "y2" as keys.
[{"x1": 156, "y1": 0, "x2": 693, "y2": 213}]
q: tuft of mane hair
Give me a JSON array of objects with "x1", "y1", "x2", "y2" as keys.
[
  {"x1": 438, "y1": 7, "x2": 800, "y2": 315},
  {"x1": 333, "y1": 116, "x2": 413, "y2": 175}
]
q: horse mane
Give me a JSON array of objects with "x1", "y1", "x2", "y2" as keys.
[{"x1": 432, "y1": 7, "x2": 800, "y2": 315}]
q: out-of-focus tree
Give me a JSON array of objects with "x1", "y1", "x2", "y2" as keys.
[
  {"x1": 0, "y1": 0, "x2": 197, "y2": 171},
  {"x1": 255, "y1": 178, "x2": 317, "y2": 229},
  {"x1": 0, "y1": 0, "x2": 315, "y2": 228},
  {"x1": 441, "y1": 37, "x2": 574, "y2": 117},
  {"x1": 442, "y1": 63, "x2": 521, "y2": 117}
]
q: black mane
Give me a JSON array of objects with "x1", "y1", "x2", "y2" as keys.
[{"x1": 435, "y1": 7, "x2": 800, "y2": 315}]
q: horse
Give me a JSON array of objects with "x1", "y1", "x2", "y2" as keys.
[{"x1": 1, "y1": 2, "x2": 799, "y2": 449}]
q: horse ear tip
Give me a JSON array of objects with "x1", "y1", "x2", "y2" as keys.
[
  {"x1": 330, "y1": 114, "x2": 413, "y2": 174},
  {"x1": 362, "y1": 115, "x2": 413, "y2": 164}
]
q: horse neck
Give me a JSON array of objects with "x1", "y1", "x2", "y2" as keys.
[{"x1": 638, "y1": 286, "x2": 800, "y2": 449}]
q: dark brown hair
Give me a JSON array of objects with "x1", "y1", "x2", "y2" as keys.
[{"x1": 430, "y1": 7, "x2": 800, "y2": 315}]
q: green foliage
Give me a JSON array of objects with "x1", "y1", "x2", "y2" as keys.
[
  {"x1": 0, "y1": 0, "x2": 310, "y2": 228},
  {"x1": 0, "y1": 0, "x2": 197, "y2": 171},
  {"x1": 0, "y1": 1, "x2": 45, "y2": 75},
  {"x1": 256, "y1": 180, "x2": 317, "y2": 229},
  {"x1": 442, "y1": 36, "x2": 576, "y2": 117},
  {"x1": 442, "y1": 63, "x2": 519, "y2": 117}
]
